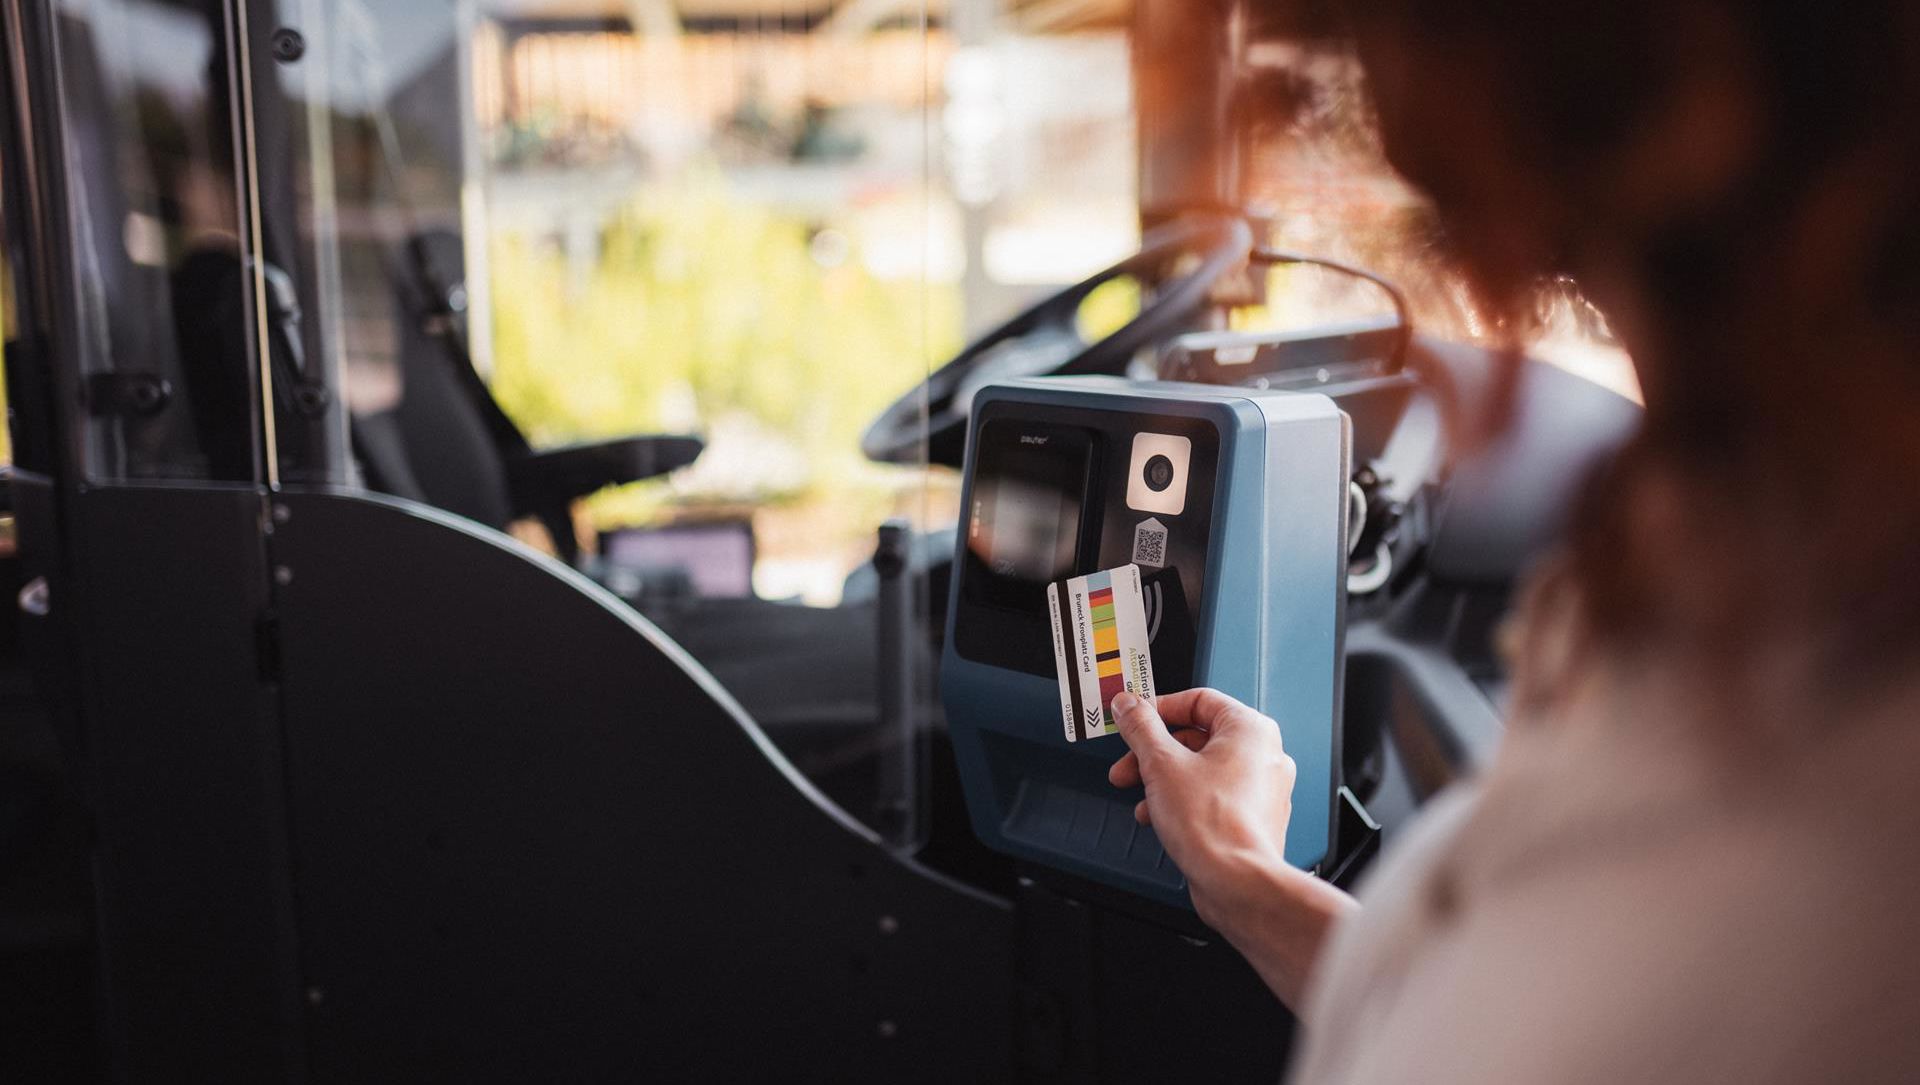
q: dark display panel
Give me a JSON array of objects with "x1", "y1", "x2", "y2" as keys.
[
  {"x1": 962, "y1": 419, "x2": 1093, "y2": 617},
  {"x1": 955, "y1": 402, "x2": 1218, "y2": 685}
]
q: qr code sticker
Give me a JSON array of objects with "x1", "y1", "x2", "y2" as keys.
[{"x1": 1132, "y1": 517, "x2": 1168, "y2": 567}]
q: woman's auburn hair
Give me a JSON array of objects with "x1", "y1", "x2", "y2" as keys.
[{"x1": 1344, "y1": 0, "x2": 1920, "y2": 696}]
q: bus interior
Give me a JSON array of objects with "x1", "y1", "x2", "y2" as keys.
[{"x1": 0, "y1": 0, "x2": 1642, "y2": 1079}]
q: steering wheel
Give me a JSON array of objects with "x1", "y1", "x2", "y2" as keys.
[{"x1": 862, "y1": 215, "x2": 1254, "y2": 467}]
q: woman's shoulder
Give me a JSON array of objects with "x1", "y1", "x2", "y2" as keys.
[{"x1": 1293, "y1": 575, "x2": 1920, "y2": 1082}]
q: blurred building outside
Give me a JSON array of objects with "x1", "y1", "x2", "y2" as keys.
[{"x1": 469, "y1": 0, "x2": 1138, "y2": 603}]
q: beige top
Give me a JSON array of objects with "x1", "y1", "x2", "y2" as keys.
[{"x1": 1291, "y1": 603, "x2": 1920, "y2": 1083}]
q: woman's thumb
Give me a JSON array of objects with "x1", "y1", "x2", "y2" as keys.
[{"x1": 1111, "y1": 692, "x2": 1182, "y2": 766}]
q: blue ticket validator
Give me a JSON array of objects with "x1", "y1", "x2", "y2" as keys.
[{"x1": 940, "y1": 377, "x2": 1350, "y2": 910}]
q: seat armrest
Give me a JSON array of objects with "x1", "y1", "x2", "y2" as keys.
[{"x1": 506, "y1": 434, "x2": 703, "y2": 511}]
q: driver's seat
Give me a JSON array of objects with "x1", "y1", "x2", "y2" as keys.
[{"x1": 350, "y1": 231, "x2": 703, "y2": 561}]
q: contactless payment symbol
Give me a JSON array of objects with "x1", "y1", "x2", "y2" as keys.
[{"x1": 1047, "y1": 564, "x2": 1158, "y2": 742}]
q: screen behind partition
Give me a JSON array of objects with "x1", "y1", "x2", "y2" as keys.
[{"x1": 602, "y1": 521, "x2": 757, "y2": 599}]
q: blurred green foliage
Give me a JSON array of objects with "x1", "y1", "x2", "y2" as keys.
[{"x1": 487, "y1": 176, "x2": 959, "y2": 529}]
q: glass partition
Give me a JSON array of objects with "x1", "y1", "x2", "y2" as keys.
[
  {"x1": 47, "y1": 0, "x2": 260, "y2": 483},
  {"x1": 0, "y1": 174, "x2": 11, "y2": 472},
  {"x1": 256, "y1": 0, "x2": 468, "y2": 485},
  {"x1": 255, "y1": 0, "x2": 946, "y2": 838},
  {"x1": 469, "y1": 1, "x2": 942, "y2": 837}
]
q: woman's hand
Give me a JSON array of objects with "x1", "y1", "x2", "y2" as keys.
[
  {"x1": 1107, "y1": 689, "x2": 1298, "y2": 926},
  {"x1": 1109, "y1": 688, "x2": 1356, "y2": 1010}
]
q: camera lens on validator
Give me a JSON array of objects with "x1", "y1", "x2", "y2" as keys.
[{"x1": 1143, "y1": 454, "x2": 1175, "y2": 492}]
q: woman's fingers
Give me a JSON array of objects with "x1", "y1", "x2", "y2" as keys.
[
  {"x1": 1152, "y1": 687, "x2": 1278, "y2": 748},
  {"x1": 1109, "y1": 706, "x2": 1214, "y2": 789},
  {"x1": 1111, "y1": 692, "x2": 1186, "y2": 768}
]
